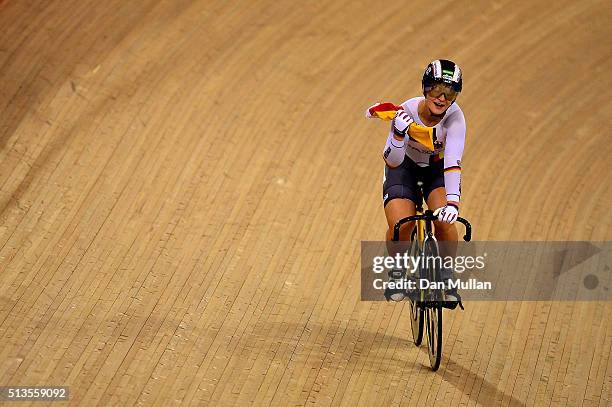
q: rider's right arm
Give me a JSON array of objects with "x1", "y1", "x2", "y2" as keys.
[{"x1": 382, "y1": 128, "x2": 406, "y2": 168}]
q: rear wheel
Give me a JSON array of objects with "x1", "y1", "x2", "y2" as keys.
[{"x1": 409, "y1": 299, "x2": 423, "y2": 346}]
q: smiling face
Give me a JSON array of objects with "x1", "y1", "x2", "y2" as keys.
[
  {"x1": 424, "y1": 82, "x2": 459, "y2": 115},
  {"x1": 425, "y1": 92, "x2": 453, "y2": 115}
]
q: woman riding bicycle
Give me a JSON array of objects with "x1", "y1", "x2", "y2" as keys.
[{"x1": 366, "y1": 59, "x2": 466, "y2": 305}]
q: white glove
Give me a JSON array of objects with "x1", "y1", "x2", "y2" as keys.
[
  {"x1": 434, "y1": 204, "x2": 459, "y2": 224},
  {"x1": 365, "y1": 102, "x2": 381, "y2": 118},
  {"x1": 392, "y1": 111, "x2": 414, "y2": 137}
]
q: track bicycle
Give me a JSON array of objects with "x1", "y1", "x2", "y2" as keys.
[{"x1": 392, "y1": 184, "x2": 472, "y2": 371}]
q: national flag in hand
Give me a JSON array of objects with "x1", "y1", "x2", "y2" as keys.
[{"x1": 365, "y1": 102, "x2": 437, "y2": 151}]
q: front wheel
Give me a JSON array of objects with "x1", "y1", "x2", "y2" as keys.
[
  {"x1": 408, "y1": 227, "x2": 424, "y2": 346},
  {"x1": 425, "y1": 304, "x2": 443, "y2": 370},
  {"x1": 423, "y1": 236, "x2": 442, "y2": 370}
]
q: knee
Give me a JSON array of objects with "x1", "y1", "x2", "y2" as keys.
[{"x1": 434, "y1": 220, "x2": 456, "y2": 236}]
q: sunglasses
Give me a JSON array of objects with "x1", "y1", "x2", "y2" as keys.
[{"x1": 426, "y1": 83, "x2": 459, "y2": 101}]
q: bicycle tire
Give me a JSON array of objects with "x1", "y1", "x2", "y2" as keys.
[
  {"x1": 423, "y1": 237, "x2": 443, "y2": 370},
  {"x1": 409, "y1": 298, "x2": 424, "y2": 346},
  {"x1": 426, "y1": 304, "x2": 443, "y2": 370},
  {"x1": 408, "y1": 227, "x2": 424, "y2": 346}
]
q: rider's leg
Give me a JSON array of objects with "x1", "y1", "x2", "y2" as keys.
[
  {"x1": 382, "y1": 198, "x2": 416, "y2": 301},
  {"x1": 384, "y1": 198, "x2": 416, "y2": 242},
  {"x1": 382, "y1": 161, "x2": 420, "y2": 301}
]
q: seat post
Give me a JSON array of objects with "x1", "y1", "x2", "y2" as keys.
[{"x1": 416, "y1": 181, "x2": 425, "y2": 212}]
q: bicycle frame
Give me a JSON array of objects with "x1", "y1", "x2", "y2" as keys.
[{"x1": 406, "y1": 205, "x2": 438, "y2": 303}]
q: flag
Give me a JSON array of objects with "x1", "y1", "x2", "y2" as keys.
[{"x1": 367, "y1": 102, "x2": 436, "y2": 151}]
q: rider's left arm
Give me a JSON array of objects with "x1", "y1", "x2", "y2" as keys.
[{"x1": 443, "y1": 111, "x2": 466, "y2": 207}]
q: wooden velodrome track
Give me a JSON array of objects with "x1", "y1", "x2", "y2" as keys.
[{"x1": 0, "y1": 0, "x2": 610, "y2": 405}]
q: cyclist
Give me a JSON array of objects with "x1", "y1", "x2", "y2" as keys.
[{"x1": 366, "y1": 59, "x2": 466, "y2": 307}]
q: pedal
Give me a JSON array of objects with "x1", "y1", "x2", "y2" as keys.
[
  {"x1": 384, "y1": 269, "x2": 406, "y2": 302},
  {"x1": 443, "y1": 288, "x2": 464, "y2": 310}
]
